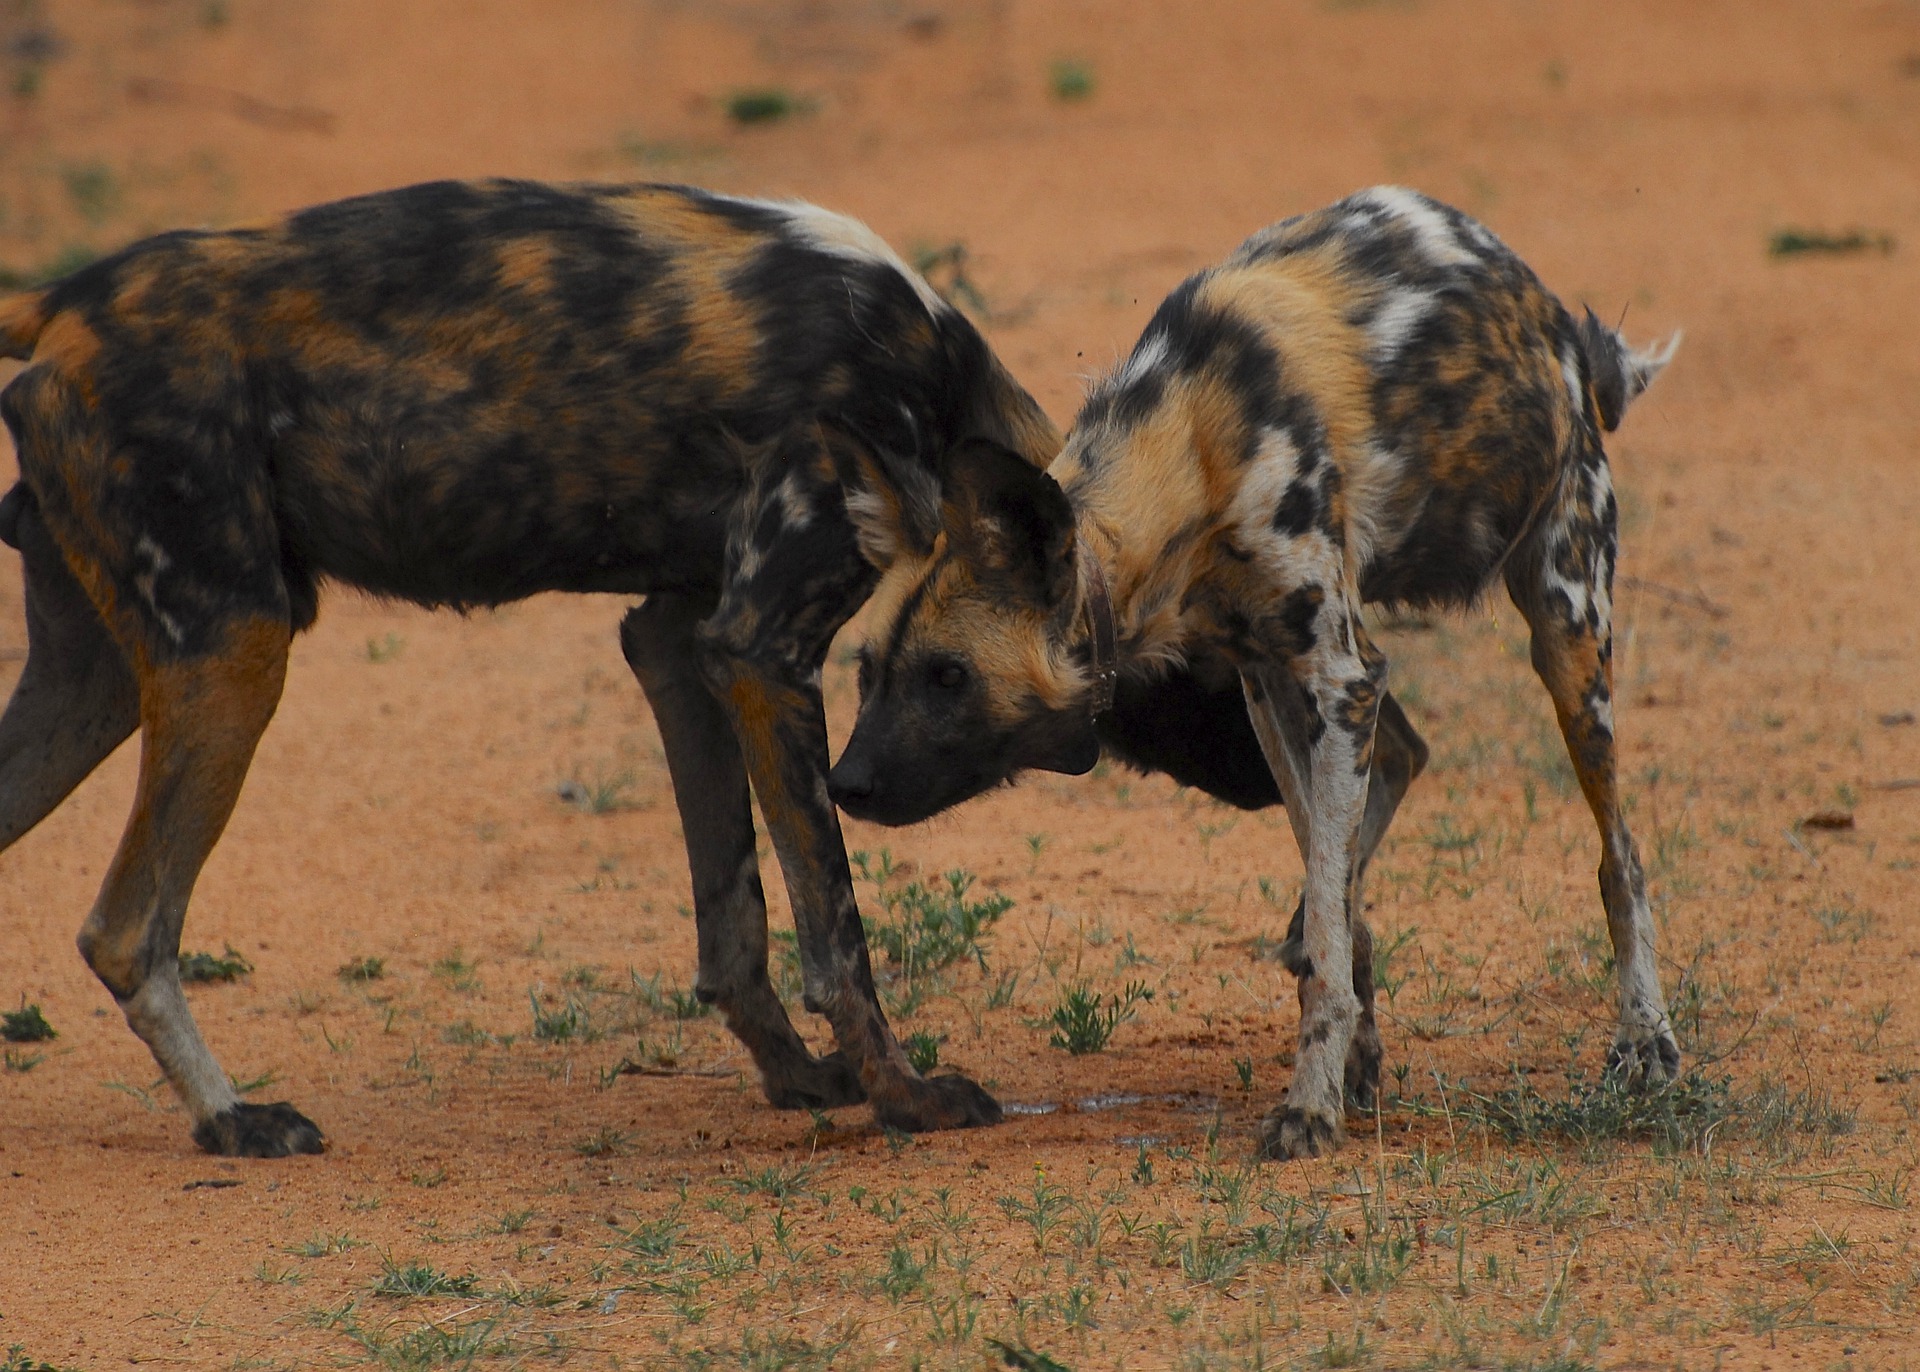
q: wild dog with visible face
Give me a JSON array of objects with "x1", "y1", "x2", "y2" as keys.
[
  {"x1": 0, "y1": 178, "x2": 1068, "y2": 1155},
  {"x1": 832, "y1": 187, "x2": 1680, "y2": 1160}
]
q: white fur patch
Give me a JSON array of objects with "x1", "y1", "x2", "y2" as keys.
[
  {"x1": 1229, "y1": 427, "x2": 1345, "y2": 582},
  {"x1": 1356, "y1": 186, "x2": 1476, "y2": 267},
  {"x1": 767, "y1": 200, "x2": 950, "y2": 319},
  {"x1": 1560, "y1": 341, "x2": 1585, "y2": 413},
  {"x1": 132, "y1": 535, "x2": 186, "y2": 647},
  {"x1": 1367, "y1": 287, "x2": 1435, "y2": 361},
  {"x1": 1113, "y1": 331, "x2": 1172, "y2": 391}
]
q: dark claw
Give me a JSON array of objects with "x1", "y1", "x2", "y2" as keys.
[
  {"x1": 871, "y1": 1071, "x2": 1003, "y2": 1133},
  {"x1": 1257, "y1": 1104, "x2": 1345, "y2": 1161},
  {"x1": 761, "y1": 1049, "x2": 868, "y2": 1110},
  {"x1": 191, "y1": 1101, "x2": 325, "y2": 1158}
]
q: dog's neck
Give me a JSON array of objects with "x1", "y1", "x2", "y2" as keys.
[{"x1": 1062, "y1": 441, "x2": 1213, "y2": 703}]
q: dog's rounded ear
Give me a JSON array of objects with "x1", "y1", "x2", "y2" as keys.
[
  {"x1": 824, "y1": 419, "x2": 942, "y2": 571},
  {"x1": 942, "y1": 437, "x2": 1076, "y2": 608}
]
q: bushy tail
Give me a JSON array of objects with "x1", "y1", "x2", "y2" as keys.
[
  {"x1": 1577, "y1": 307, "x2": 1680, "y2": 432},
  {"x1": 0, "y1": 290, "x2": 50, "y2": 360}
]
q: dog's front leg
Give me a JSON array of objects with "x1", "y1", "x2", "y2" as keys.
[
  {"x1": 696, "y1": 430, "x2": 1001, "y2": 1133},
  {"x1": 1243, "y1": 611, "x2": 1385, "y2": 1160},
  {"x1": 621, "y1": 593, "x2": 865, "y2": 1111}
]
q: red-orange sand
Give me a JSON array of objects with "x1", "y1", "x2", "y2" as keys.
[{"x1": 3, "y1": 3, "x2": 1919, "y2": 1368}]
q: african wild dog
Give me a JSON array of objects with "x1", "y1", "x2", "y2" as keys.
[
  {"x1": 0, "y1": 178, "x2": 1082, "y2": 1155},
  {"x1": 830, "y1": 187, "x2": 1680, "y2": 1160}
]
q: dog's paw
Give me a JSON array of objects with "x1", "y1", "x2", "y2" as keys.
[
  {"x1": 1257, "y1": 1104, "x2": 1345, "y2": 1161},
  {"x1": 191, "y1": 1101, "x2": 326, "y2": 1158},
  {"x1": 761, "y1": 1049, "x2": 868, "y2": 1110},
  {"x1": 871, "y1": 1070, "x2": 1003, "y2": 1133},
  {"x1": 1606, "y1": 1027, "x2": 1682, "y2": 1090}
]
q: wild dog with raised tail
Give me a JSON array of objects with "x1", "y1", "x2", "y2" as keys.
[{"x1": 831, "y1": 187, "x2": 1679, "y2": 1160}]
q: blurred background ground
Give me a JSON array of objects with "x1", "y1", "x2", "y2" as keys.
[{"x1": 2, "y1": 2, "x2": 1919, "y2": 1368}]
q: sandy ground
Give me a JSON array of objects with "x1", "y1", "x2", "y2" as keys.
[{"x1": 3, "y1": 2, "x2": 1920, "y2": 1368}]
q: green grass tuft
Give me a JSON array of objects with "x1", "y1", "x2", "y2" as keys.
[
  {"x1": 1048, "y1": 58, "x2": 1096, "y2": 101},
  {"x1": 903, "y1": 1029, "x2": 943, "y2": 1073},
  {"x1": 1769, "y1": 227, "x2": 1894, "y2": 258},
  {"x1": 1045, "y1": 980, "x2": 1152, "y2": 1054},
  {"x1": 725, "y1": 88, "x2": 808, "y2": 126},
  {"x1": 1, "y1": 1000, "x2": 55, "y2": 1043},
  {"x1": 369, "y1": 1258, "x2": 481, "y2": 1299},
  {"x1": 178, "y1": 944, "x2": 253, "y2": 983},
  {"x1": 337, "y1": 955, "x2": 385, "y2": 984}
]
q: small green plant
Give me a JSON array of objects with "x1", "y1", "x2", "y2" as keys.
[
  {"x1": 337, "y1": 955, "x2": 385, "y2": 984},
  {"x1": 1769, "y1": 227, "x2": 1894, "y2": 258},
  {"x1": 369, "y1": 1258, "x2": 480, "y2": 1298},
  {"x1": 62, "y1": 162, "x2": 118, "y2": 226},
  {"x1": 854, "y1": 852, "x2": 1013, "y2": 985},
  {"x1": 1049, "y1": 57, "x2": 1096, "y2": 101},
  {"x1": 4, "y1": 1049, "x2": 44, "y2": 1072},
  {"x1": 727, "y1": 1161, "x2": 821, "y2": 1201},
  {"x1": 556, "y1": 768, "x2": 636, "y2": 814},
  {"x1": 528, "y1": 989, "x2": 592, "y2": 1042},
  {"x1": 573, "y1": 1126, "x2": 632, "y2": 1158},
  {"x1": 998, "y1": 1168, "x2": 1074, "y2": 1251},
  {"x1": 1046, "y1": 980, "x2": 1151, "y2": 1054},
  {"x1": 630, "y1": 970, "x2": 710, "y2": 1020},
  {"x1": 726, "y1": 87, "x2": 809, "y2": 125},
  {"x1": 178, "y1": 945, "x2": 253, "y2": 983},
  {"x1": 365, "y1": 631, "x2": 404, "y2": 662},
  {"x1": 1, "y1": 1001, "x2": 55, "y2": 1043},
  {"x1": 433, "y1": 948, "x2": 480, "y2": 991},
  {"x1": 3, "y1": 1347, "x2": 80, "y2": 1372},
  {"x1": 903, "y1": 1029, "x2": 943, "y2": 1073}
]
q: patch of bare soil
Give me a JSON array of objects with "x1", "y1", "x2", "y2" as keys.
[{"x1": 4, "y1": 2, "x2": 1920, "y2": 1368}]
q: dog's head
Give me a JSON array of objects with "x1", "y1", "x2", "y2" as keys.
[{"x1": 829, "y1": 437, "x2": 1099, "y2": 826}]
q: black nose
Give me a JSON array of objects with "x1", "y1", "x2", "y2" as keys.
[{"x1": 827, "y1": 759, "x2": 874, "y2": 808}]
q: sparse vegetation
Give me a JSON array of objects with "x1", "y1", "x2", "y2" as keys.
[
  {"x1": 337, "y1": 955, "x2": 385, "y2": 984},
  {"x1": 556, "y1": 767, "x2": 636, "y2": 814},
  {"x1": 1048, "y1": 58, "x2": 1096, "y2": 102},
  {"x1": 725, "y1": 87, "x2": 808, "y2": 125},
  {"x1": 1769, "y1": 227, "x2": 1894, "y2": 258},
  {"x1": 1, "y1": 1001, "x2": 55, "y2": 1043},
  {"x1": 369, "y1": 1259, "x2": 481, "y2": 1299},
  {"x1": 177, "y1": 945, "x2": 253, "y2": 983},
  {"x1": 903, "y1": 1029, "x2": 942, "y2": 1073},
  {"x1": 1044, "y1": 980, "x2": 1152, "y2": 1054}
]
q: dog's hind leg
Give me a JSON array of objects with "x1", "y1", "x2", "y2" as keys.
[
  {"x1": 1266, "y1": 687, "x2": 1428, "y2": 1113},
  {"x1": 0, "y1": 487, "x2": 138, "y2": 849},
  {"x1": 620, "y1": 594, "x2": 865, "y2": 1110},
  {"x1": 1505, "y1": 455, "x2": 1678, "y2": 1088},
  {"x1": 76, "y1": 615, "x2": 320, "y2": 1155}
]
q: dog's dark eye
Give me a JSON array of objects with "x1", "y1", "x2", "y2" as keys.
[{"x1": 931, "y1": 660, "x2": 967, "y2": 691}]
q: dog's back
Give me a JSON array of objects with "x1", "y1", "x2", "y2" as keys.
[
  {"x1": 0, "y1": 180, "x2": 1054, "y2": 650},
  {"x1": 1067, "y1": 185, "x2": 1671, "y2": 615}
]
